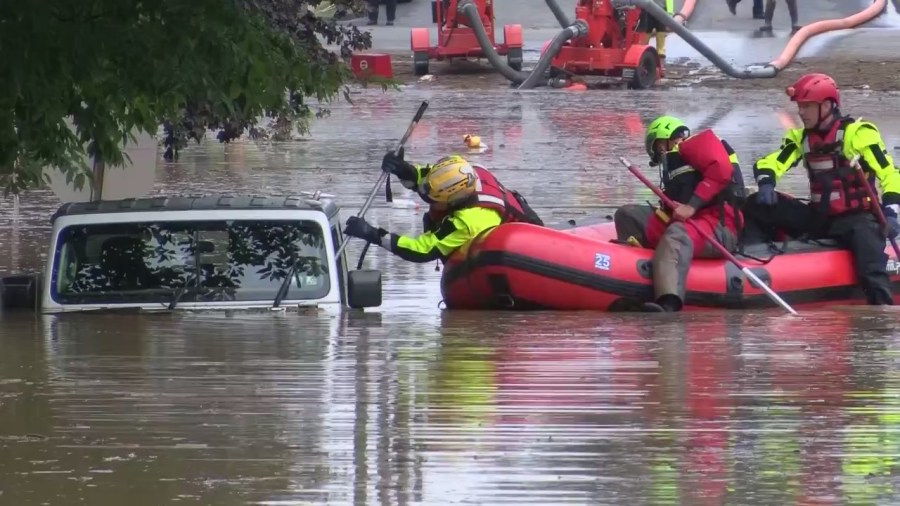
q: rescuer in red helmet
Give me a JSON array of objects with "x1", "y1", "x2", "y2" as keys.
[
  {"x1": 742, "y1": 72, "x2": 900, "y2": 305},
  {"x1": 614, "y1": 116, "x2": 748, "y2": 312}
]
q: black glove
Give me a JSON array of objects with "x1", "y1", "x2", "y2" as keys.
[
  {"x1": 756, "y1": 180, "x2": 778, "y2": 206},
  {"x1": 381, "y1": 148, "x2": 416, "y2": 181},
  {"x1": 883, "y1": 204, "x2": 900, "y2": 240},
  {"x1": 344, "y1": 216, "x2": 388, "y2": 246}
]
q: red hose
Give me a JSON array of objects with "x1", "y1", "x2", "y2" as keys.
[{"x1": 768, "y1": 0, "x2": 887, "y2": 70}]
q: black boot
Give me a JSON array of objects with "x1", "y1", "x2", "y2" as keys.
[
  {"x1": 641, "y1": 302, "x2": 667, "y2": 312},
  {"x1": 866, "y1": 286, "x2": 894, "y2": 306},
  {"x1": 641, "y1": 294, "x2": 683, "y2": 312},
  {"x1": 727, "y1": 0, "x2": 738, "y2": 15}
]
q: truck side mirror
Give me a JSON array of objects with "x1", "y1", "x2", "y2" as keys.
[
  {"x1": 0, "y1": 274, "x2": 41, "y2": 310},
  {"x1": 347, "y1": 269, "x2": 382, "y2": 308}
]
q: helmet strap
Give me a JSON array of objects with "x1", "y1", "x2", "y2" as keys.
[
  {"x1": 812, "y1": 101, "x2": 838, "y2": 132},
  {"x1": 649, "y1": 139, "x2": 666, "y2": 166},
  {"x1": 658, "y1": 149, "x2": 670, "y2": 190}
]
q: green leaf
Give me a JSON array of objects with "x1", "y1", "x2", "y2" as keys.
[{"x1": 0, "y1": 0, "x2": 372, "y2": 192}]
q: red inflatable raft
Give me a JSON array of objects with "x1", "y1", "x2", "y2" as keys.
[{"x1": 440, "y1": 219, "x2": 900, "y2": 311}]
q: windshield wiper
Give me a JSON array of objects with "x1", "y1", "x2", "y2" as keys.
[
  {"x1": 167, "y1": 283, "x2": 200, "y2": 310},
  {"x1": 272, "y1": 262, "x2": 301, "y2": 309}
]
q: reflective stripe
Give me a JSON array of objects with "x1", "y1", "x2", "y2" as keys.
[
  {"x1": 807, "y1": 157, "x2": 838, "y2": 171},
  {"x1": 802, "y1": 128, "x2": 845, "y2": 171},
  {"x1": 801, "y1": 128, "x2": 845, "y2": 151},
  {"x1": 810, "y1": 192, "x2": 843, "y2": 203},
  {"x1": 476, "y1": 194, "x2": 506, "y2": 207},
  {"x1": 466, "y1": 164, "x2": 539, "y2": 225},
  {"x1": 668, "y1": 165, "x2": 695, "y2": 178},
  {"x1": 798, "y1": 120, "x2": 880, "y2": 216},
  {"x1": 469, "y1": 164, "x2": 518, "y2": 221}
]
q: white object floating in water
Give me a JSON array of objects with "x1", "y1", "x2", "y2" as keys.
[{"x1": 389, "y1": 198, "x2": 421, "y2": 210}]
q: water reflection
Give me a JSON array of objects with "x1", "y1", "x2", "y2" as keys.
[{"x1": 2, "y1": 306, "x2": 900, "y2": 503}]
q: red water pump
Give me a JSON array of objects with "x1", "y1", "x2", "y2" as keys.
[
  {"x1": 410, "y1": 0, "x2": 523, "y2": 76},
  {"x1": 546, "y1": 0, "x2": 664, "y2": 89}
]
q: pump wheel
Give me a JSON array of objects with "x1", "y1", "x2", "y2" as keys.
[
  {"x1": 628, "y1": 50, "x2": 659, "y2": 90},
  {"x1": 506, "y1": 47, "x2": 523, "y2": 72},
  {"x1": 413, "y1": 51, "x2": 430, "y2": 76}
]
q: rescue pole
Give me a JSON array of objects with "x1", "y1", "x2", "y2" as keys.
[
  {"x1": 850, "y1": 154, "x2": 900, "y2": 261},
  {"x1": 619, "y1": 157, "x2": 799, "y2": 316},
  {"x1": 337, "y1": 100, "x2": 430, "y2": 262},
  {"x1": 273, "y1": 100, "x2": 429, "y2": 309}
]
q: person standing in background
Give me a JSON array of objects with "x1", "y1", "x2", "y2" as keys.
[
  {"x1": 727, "y1": 0, "x2": 765, "y2": 19},
  {"x1": 637, "y1": 0, "x2": 673, "y2": 60},
  {"x1": 759, "y1": 0, "x2": 801, "y2": 34},
  {"x1": 367, "y1": 0, "x2": 396, "y2": 26}
]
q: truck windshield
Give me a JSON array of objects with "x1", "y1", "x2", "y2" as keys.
[{"x1": 51, "y1": 219, "x2": 330, "y2": 305}]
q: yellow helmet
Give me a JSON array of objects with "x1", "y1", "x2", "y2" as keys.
[{"x1": 420, "y1": 155, "x2": 477, "y2": 206}]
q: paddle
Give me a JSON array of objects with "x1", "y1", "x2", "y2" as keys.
[
  {"x1": 850, "y1": 154, "x2": 900, "y2": 261},
  {"x1": 619, "y1": 156, "x2": 799, "y2": 316}
]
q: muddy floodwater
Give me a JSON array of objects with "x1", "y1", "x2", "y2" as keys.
[{"x1": 3, "y1": 86, "x2": 900, "y2": 504}]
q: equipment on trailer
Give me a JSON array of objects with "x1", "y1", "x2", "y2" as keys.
[
  {"x1": 457, "y1": 0, "x2": 666, "y2": 89},
  {"x1": 543, "y1": 0, "x2": 664, "y2": 89},
  {"x1": 410, "y1": 0, "x2": 524, "y2": 76}
]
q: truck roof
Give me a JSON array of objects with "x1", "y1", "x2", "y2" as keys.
[{"x1": 51, "y1": 193, "x2": 340, "y2": 222}]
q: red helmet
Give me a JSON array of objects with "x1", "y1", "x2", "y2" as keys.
[{"x1": 785, "y1": 73, "x2": 840, "y2": 107}]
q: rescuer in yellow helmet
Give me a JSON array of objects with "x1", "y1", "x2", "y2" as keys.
[{"x1": 343, "y1": 151, "x2": 543, "y2": 263}]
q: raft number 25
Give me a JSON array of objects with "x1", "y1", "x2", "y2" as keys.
[{"x1": 594, "y1": 253, "x2": 611, "y2": 271}]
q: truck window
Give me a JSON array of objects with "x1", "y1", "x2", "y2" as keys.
[{"x1": 51, "y1": 219, "x2": 330, "y2": 304}]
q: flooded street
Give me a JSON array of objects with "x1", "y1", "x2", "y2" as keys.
[{"x1": 4, "y1": 85, "x2": 900, "y2": 503}]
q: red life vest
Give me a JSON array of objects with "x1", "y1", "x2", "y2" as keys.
[
  {"x1": 802, "y1": 120, "x2": 871, "y2": 216},
  {"x1": 424, "y1": 165, "x2": 542, "y2": 228}
]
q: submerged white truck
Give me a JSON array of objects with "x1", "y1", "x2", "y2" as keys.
[{"x1": 0, "y1": 193, "x2": 382, "y2": 313}]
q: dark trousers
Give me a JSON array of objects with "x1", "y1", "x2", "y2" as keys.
[
  {"x1": 615, "y1": 204, "x2": 737, "y2": 307},
  {"x1": 733, "y1": 0, "x2": 764, "y2": 16},
  {"x1": 367, "y1": 0, "x2": 396, "y2": 23},
  {"x1": 764, "y1": 0, "x2": 799, "y2": 26},
  {"x1": 742, "y1": 193, "x2": 893, "y2": 305}
]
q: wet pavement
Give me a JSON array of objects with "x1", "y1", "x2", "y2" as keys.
[
  {"x1": 4, "y1": 85, "x2": 900, "y2": 503},
  {"x1": 344, "y1": 0, "x2": 900, "y2": 62},
  {"x1": 340, "y1": 0, "x2": 900, "y2": 91}
]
